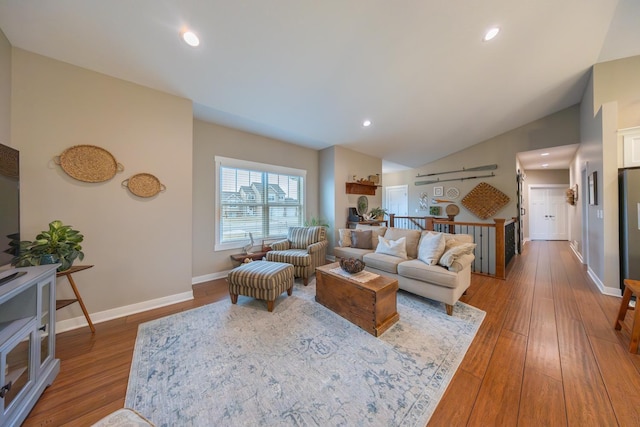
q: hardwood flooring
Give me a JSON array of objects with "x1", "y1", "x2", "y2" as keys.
[{"x1": 23, "y1": 241, "x2": 640, "y2": 426}]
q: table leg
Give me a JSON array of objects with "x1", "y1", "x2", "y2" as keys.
[{"x1": 64, "y1": 273, "x2": 96, "y2": 333}]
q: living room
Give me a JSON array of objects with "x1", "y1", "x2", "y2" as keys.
[{"x1": 1, "y1": 1, "x2": 640, "y2": 425}]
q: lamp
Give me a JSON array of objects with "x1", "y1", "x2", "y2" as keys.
[{"x1": 242, "y1": 233, "x2": 255, "y2": 255}]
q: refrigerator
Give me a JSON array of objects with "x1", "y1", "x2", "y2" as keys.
[{"x1": 619, "y1": 168, "x2": 640, "y2": 291}]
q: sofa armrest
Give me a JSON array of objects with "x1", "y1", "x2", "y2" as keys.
[
  {"x1": 307, "y1": 240, "x2": 328, "y2": 254},
  {"x1": 448, "y1": 253, "x2": 474, "y2": 273},
  {"x1": 270, "y1": 239, "x2": 290, "y2": 251}
]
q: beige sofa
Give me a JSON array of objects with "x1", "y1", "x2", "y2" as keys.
[{"x1": 333, "y1": 225, "x2": 475, "y2": 315}]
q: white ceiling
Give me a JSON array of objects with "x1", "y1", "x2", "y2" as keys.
[
  {"x1": 1, "y1": 1, "x2": 639, "y2": 172},
  {"x1": 517, "y1": 144, "x2": 579, "y2": 170}
]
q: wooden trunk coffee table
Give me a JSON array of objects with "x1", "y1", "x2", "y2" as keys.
[{"x1": 315, "y1": 262, "x2": 399, "y2": 337}]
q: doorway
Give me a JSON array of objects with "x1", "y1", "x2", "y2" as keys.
[
  {"x1": 385, "y1": 185, "x2": 408, "y2": 218},
  {"x1": 529, "y1": 185, "x2": 569, "y2": 240}
]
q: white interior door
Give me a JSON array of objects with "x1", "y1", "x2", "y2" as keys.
[
  {"x1": 385, "y1": 185, "x2": 408, "y2": 217},
  {"x1": 529, "y1": 186, "x2": 568, "y2": 240}
]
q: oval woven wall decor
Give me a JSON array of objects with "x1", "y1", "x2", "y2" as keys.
[
  {"x1": 55, "y1": 145, "x2": 124, "y2": 183},
  {"x1": 461, "y1": 182, "x2": 510, "y2": 220},
  {"x1": 122, "y1": 173, "x2": 166, "y2": 198}
]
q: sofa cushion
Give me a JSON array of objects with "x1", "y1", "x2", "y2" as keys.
[
  {"x1": 363, "y1": 252, "x2": 406, "y2": 274},
  {"x1": 355, "y1": 224, "x2": 387, "y2": 249},
  {"x1": 338, "y1": 228, "x2": 352, "y2": 247},
  {"x1": 439, "y1": 241, "x2": 477, "y2": 268},
  {"x1": 417, "y1": 232, "x2": 446, "y2": 265},
  {"x1": 351, "y1": 230, "x2": 372, "y2": 249},
  {"x1": 375, "y1": 236, "x2": 408, "y2": 259},
  {"x1": 334, "y1": 246, "x2": 372, "y2": 261},
  {"x1": 384, "y1": 228, "x2": 422, "y2": 259},
  {"x1": 448, "y1": 253, "x2": 475, "y2": 273},
  {"x1": 397, "y1": 260, "x2": 459, "y2": 289}
]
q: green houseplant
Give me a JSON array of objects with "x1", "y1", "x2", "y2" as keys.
[
  {"x1": 368, "y1": 207, "x2": 388, "y2": 220},
  {"x1": 12, "y1": 220, "x2": 85, "y2": 271}
]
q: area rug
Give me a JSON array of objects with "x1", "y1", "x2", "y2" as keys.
[{"x1": 125, "y1": 280, "x2": 485, "y2": 426}]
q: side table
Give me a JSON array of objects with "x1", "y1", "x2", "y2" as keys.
[
  {"x1": 56, "y1": 265, "x2": 96, "y2": 333},
  {"x1": 230, "y1": 251, "x2": 268, "y2": 267}
]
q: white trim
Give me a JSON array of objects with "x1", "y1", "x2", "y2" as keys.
[
  {"x1": 55, "y1": 290, "x2": 194, "y2": 334},
  {"x1": 587, "y1": 266, "x2": 621, "y2": 297},
  {"x1": 192, "y1": 270, "x2": 231, "y2": 284},
  {"x1": 570, "y1": 241, "x2": 583, "y2": 264}
]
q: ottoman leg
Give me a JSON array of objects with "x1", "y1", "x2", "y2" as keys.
[
  {"x1": 267, "y1": 300, "x2": 275, "y2": 312},
  {"x1": 303, "y1": 277, "x2": 308, "y2": 286},
  {"x1": 287, "y1": 286, "x2": 293, "y2": 296},
  {"x1": 230, "y1": 293, "x2": 238, "y2": 304}
]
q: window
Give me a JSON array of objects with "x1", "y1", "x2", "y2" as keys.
[{"x1": 215, "y1": 156, "x2": 306, "y2": 251}]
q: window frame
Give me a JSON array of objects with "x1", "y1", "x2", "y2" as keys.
[{"x1": 214, "y1": 156, "x2": 306, "y2": 251}]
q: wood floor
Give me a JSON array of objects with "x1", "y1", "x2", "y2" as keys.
[{"x1": 23, "y1": 241, "x2": 640, "y2": 426}]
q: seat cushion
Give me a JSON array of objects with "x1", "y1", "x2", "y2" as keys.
[
  {"x1": 334, "y1": 246, "x2": 373, "y2": 261},
  {"x1": 363, "y1": 252, "x2": 406, "y2": 274},
  {"x1": 397, "y1": 260, "x2": 459, "y2": 289},
  {"x1": 227, "y1": 261, "x2": 294, "y2": 289},
  {"x1": 266, "y1": 249, "x2": 311, "y2": 266}
]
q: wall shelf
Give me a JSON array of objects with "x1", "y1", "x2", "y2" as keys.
[{"x1": 346, "y1": 182, "x2": 379, "y2": 195}]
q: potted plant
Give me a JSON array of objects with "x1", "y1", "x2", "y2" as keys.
[
  {"x1": 12, "y1": 220, "x2": 85, "y2": 271},
  {"x1": 368, "y1": 207, "x2": 388, "y2": 220}
]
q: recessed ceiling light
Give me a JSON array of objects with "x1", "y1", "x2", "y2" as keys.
[
  {"x1": 541, "y1": 152, "x2": 550, "y2": 156},
  {"x1": 181, "y1": 30, "x2": 200, "y2": 47},
  {"x1": 362, "y1": 120, "x2": 372, "y2": 127},
  {"x1": 483, "y1": 27, "x2": 500, "y2": 42},
  {"x1": 542, "y1": 163, "x2": 549, "y2": 168}
]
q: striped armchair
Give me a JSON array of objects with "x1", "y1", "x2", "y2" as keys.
[{"x1": 265, "y1": 226, "x2": 328, "y2": 285}]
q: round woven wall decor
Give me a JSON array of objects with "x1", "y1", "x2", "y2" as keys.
[
  {"x1": 55, "y1": 145, "x2": 124, "y2": 183},
  {"x1": 122, "y1": 173, "x2": 166, "y2": 198}
]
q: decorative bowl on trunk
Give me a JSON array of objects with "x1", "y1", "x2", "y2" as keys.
[{"x1": 339, "y1": 258, "x2": 365, "y2": 274}]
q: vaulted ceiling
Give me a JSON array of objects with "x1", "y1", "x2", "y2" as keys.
[{"x1": 1, "y1": 1, "x2": 639, "y2": 171}]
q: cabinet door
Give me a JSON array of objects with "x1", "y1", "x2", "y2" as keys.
[
  {"x1": 1, "y1": 322, "x2": 35, "y2": 422},
  {"x1": 623, "y1": 131, "x2": 640, "y2": 167}
]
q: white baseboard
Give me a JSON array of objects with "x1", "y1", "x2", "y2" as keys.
[
  {"x1": 192, "y1": 270, "x2": 231, "y2": 284},
  {"x1": 569, "y1": 243, "x2": 584, "y2": 264},
  {"x1": 586, "y1": 267, "x2": 621, "y2": 297},
  {"x1": 55, "y1": 290, "x2": 194, "y2": 334}
]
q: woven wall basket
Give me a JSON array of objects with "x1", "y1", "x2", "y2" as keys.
[
  {"x1": 122, "y1": 173, "x2": 166, "y2": 198},
  {"x1": 55, "y1": 145, "x2": 124, "y2": 183},
  {"x1": 461, "y1": 182, "x2": 510, "y2": 220}
]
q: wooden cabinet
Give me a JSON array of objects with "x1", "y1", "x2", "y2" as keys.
[
  {"x1": 0, "y1": 265, "x2": 59, "y2": 427},
  {"x1": 346, "y1": 182, "x2": 379, "y2": 195}
]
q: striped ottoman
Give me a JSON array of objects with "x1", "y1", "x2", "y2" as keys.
[{"x1": 227, "y1": 261, "x2": 294, "y2": 312}]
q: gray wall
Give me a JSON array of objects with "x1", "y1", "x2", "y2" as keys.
[
  {"x1": 384, "y1": 106, "x2": 580, "y2": 224},
  {"x1": 0, "y1": 28, "x2": 9, "y2": 146},
  {"x1": 192, "y1": 119, "x2": 320, "y2": 278}
]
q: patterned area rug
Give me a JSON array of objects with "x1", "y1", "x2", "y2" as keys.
[{"x1": 125, "y1": 279, "x2": 485, "y2": 426}]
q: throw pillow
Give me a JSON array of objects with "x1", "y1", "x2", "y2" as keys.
[
  {"x1": 338, "y1": 229, "x2": 353, "y2": 247},
  {"x1": 439, "y1": 242, "x2": 477, "y2": 267},
  {"x1": 351, "y1": 230, "x2": 373, "y2": 249},
  {"x1": 375, "y1": 236, "x2": 408, "y2": 259},
  {"x1": 417, "y1": 232, "x2": 446, "y2": 265}
]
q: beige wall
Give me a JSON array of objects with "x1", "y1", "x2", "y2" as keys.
[
  {"x1": 321, "y1": 146, "x2": 382, "y2": 254},
  {"x1": 192, "y1": 119, "x2": 319, "y2": 278},
  {"x1": 11, "y1": 49, "x2": 194, "y2": 321},
  {"x1": 384, "y1": 106, "x2": 580, "y2": 223},
  {"x1": 0, "y1": 28, "x2": 10, "y2": 144},
  {"x1": 594, "y1": 55, "x2": 640, "y2": 129}
]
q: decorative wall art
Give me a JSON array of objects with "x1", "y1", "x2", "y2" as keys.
[
  {"x1": 55, "y1": 144, "x2": 124, "y2": 183},
  {"x1": 445, "y1": 187, "x2": 460, "y2": 199},
  {"x1": 419, "y1": 192, "x2": 429, "y2": 210},
  {"x1": 461, "y1": 182, "x2": 510, "y2": 220},
  {"x1": 433, "y1": 186, "x2": 444, "y2": 197},
  {"x1": 122, "y1": 173, "x2": 166, "y2": 198},
  {"x1": 429, "y1": 206, "x2": 441, "y2": 216}
]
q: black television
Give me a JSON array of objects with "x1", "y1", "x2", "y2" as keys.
[{"x1": 0, "y1": 143, "x2": 20, "y2": 271}]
